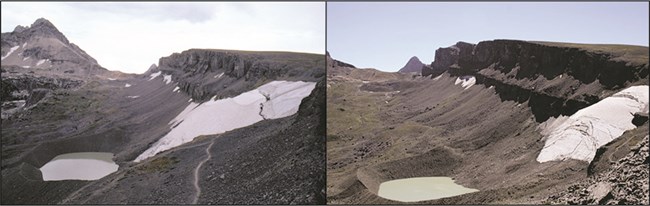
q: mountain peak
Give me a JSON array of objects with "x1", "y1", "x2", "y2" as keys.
[
  {"x1": 398, "y1": 56, "x2": 424, "y2": 73},
  {"x1": 2, "y1": 18, "x2": 103, "y2": 74},
  {"x1": 31, "y1": 18, "x2": 55, "y2": 28},
  {"x1": 9, "y1": 18, "x2": 69, "y2": 44}
]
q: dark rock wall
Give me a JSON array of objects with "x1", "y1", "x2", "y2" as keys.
[
  {"x1": 157, "y1": 49, "x2": 325, "y2": 102},
  {"x1": 424, "y1": 40, "x2": 649, "y2": 122}
]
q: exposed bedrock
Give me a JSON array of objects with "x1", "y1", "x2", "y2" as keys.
[
  {"x1": 423, "y1": 40, "x2": 649, "y2": 122},
  {"x1": 156, "y1": 49, "x2": 325, "y2": 102},
  {"x1": 0, "y1": 72, "x2": 83, "y2": 102}
]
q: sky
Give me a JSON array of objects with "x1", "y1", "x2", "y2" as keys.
[
  {"x1": 327, "y1": 2, "x2": 649, "y2": 72},
  {"x1": 1, "y1": 2, "x2": 325, "y2": 74}
]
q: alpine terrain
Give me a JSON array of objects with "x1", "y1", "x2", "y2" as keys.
[
  {"x1": 326, "y1": 40, "x2": 649, "y2": 204},
  {"x1": 1, "y1": 18, "x2": 326, "y2": 204}
]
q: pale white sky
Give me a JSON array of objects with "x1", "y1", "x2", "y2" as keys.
[{"x1": 1, "y1": 2, "x2": 325, "y2": 74}]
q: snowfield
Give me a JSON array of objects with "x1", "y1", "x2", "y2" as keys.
[
  {"x1": 125, "y1": 84, "x2": 131, "y2": 88},
  {"x1": 1, "y1": 46, "x2": 20, "y2": 61},
  {"x1": 163, "y1": 74, "x2": 172, "y2": 84},
  {"x1": 36, "y1": 59, "x2": 48, "y2": 66},
  {"x1": 259, "y1": 81, "x2": 317, "y2": 119},
  {"x1": 148, "y1": 71, "x2": 161, "y2": 81},
  {"x1": 537, "y1": 85, "x2": 649, "y2": 163},
  {"x1": 134, "y1": 80, "x2": 317, "y2": 162},
  {"x1": 454, "y1": 76, "x2": 476, "y2": 90}
]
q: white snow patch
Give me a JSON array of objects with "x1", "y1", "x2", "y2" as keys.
[
  {"x1": 148, "y1": 71, "x2": 161, "y2": 81},
  {"x1": 22, "y1": 66, "x2": 30, "y2": 68},
  {"x1": 36, "y1": 59, "x2": 47, "y2": 66},
  {"x1": 454, "y1": 76, "x2": 476, "y2": 90},
  {"x1": 433, "y1": 75, "x2": 442, "y2": 81},
  {"x1": 107, "y1": 78, "x2": 116, "y2": 81},
  {"x1": 22, "y1": 43, "x2": 27, "y2": 47},
  {"x1": 1, "y1": 46, "x2": 20, "y2": 61},
  {"x1": 214, "y1": 72, "x2": 224, "y2": 79},
  {"x1": 23, "y1": 56, "x2": 30, "y2": 61},
  {"x1": 188, "y1": 98, "x2": 193, "y2": 102},
  {"x1": 135, "y1": 80, "x2": 316, "y2": 162},
  {"x1": 168, "y1": 102, "x2": 200, "y2": 127},
  {"x1": 126, "y1": 96, "x2": 139, "y2": 99},
  {"x1": 259, "y1": 81, "x2": 317, "y2": 119},
  {"x1": 173, "y1": 86, "x2": 180, "y2": 92},
  {"x1": 125, "y1": 84, "x2": 131, "y2": 88},
  {"x1": 536, "y1": 85, "x2": 649, "y2": 163},
  {"x1": 163, "y1": 74, "x2": 172, "y2": 84}
]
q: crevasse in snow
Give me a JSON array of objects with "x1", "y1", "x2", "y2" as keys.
[
  {"x1": 134, "y1": 80, "x2": 316, "y2": 162},
  {"x1": 536, "y1": 85, "x2": 649, "y2": 163}
]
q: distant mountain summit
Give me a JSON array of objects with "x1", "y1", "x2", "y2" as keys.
[
  {"x1": 1, "y1": 18, "x2": 105, "y2": 74},
  {"x1": 397, "y1": 56, "x2": 424, "y2": 73}
]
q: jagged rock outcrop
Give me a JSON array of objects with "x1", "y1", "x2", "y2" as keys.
[
  {"x1": 423, "y1": 40, "x2": 649, "y2": 122},
  {"x1": 397, "y1": 56, "x2": 424, "y2": 73},
  {"x1": 157, "y1": 49, "x2": 325, "y2": 102},
  {"x1": 546, "y1": 135, "x2": 649, "y2": 205}
]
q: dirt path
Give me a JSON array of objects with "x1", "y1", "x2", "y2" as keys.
[{"x1": 191, "y1": 138, "x2": 215, "y2": 204}]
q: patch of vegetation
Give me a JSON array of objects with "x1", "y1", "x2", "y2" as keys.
[{"x1": 136, "y1": 156, "x2": 179, "y2": 173}]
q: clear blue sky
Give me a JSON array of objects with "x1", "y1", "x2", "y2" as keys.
[{"x1": 327, "y1": 2, "x2": 649, "y2": 72}]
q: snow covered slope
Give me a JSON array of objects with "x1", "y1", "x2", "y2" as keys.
[
  {"x1": 259, "y1": 81, "x2": 317, "y2": 119},
  {"x1": 134, "y1": 80, "x2": 316, "y2": 162},
  {"x1": 537, "y1": 85, "x2": 649, "y2": 163}
]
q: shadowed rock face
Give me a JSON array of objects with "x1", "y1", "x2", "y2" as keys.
[
  {"x1": 398, "y1": 56, "x2": 424, "y2": 73},
  {"x1": 422, "y1": 40, "x2": 649, "y2": 122}
]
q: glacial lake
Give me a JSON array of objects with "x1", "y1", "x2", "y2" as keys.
[
  {"x1": 39, "y1": 152, "x2": 119, "y2": 181},
  {"x1": 377, "y1": 177, "x2": 479, "y2": 202}
]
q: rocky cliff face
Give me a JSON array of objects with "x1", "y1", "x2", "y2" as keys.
[
  {"x1": 156, "y1": 49, "x2": 325, "y2": 102},
  {"x1": 397, "y1": 56, "x2": 425, "y2": 73},
  {"x1": 423, "y1": 40, "x2": 649, "y2": 122}
]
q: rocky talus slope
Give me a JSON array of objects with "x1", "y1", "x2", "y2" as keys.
[{"x1": 547, "y1": 135, "x2": 649, "y2": 204}]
